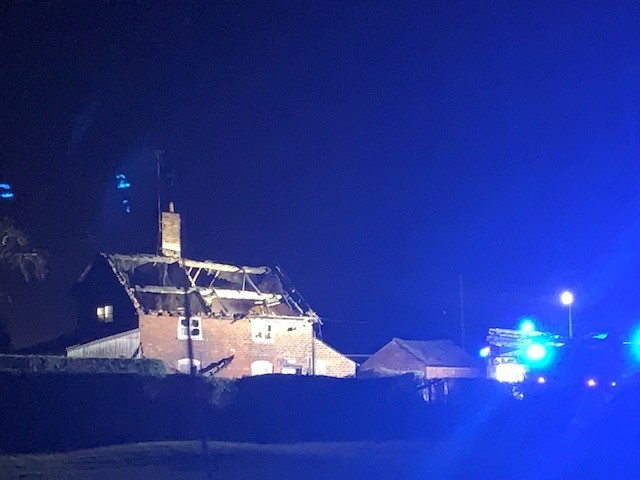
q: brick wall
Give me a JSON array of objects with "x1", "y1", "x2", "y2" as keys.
[
  {"x1": 160, "y1": 211, "x2": 181, "y2": 257},
  {"x1": 313, "y1": 338, "x2": 357, "y2": 377},
  {"x1": 139, "y1": 314, "x2": 355, "y2": 378}
]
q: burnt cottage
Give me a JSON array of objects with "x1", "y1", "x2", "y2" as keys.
[{"x1": 68, "y1": 205, "x2": 356, "y2": 378}]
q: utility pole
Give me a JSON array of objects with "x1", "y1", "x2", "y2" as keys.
[
  {"x1": 459, "y1": 274, "x2": 466, "y2": 349},
  {"x1": 184, "y1": 287, "x2": 213, "y2": 479},
  {"x1": 310, "y1": 320, "x2": 316, "y2": 375}
]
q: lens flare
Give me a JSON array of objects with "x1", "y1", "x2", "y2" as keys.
[
  {"x1": 526, "y1": 343, "x2": 547, "y2": 361},
  {"x1": 518, "y1": 318, "x2": 536, "y2": 334}
]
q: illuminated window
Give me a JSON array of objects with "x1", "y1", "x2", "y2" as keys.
[
  {"x1": 314, "y1": 359, "x2": 327, "y2": 376},
  {"x1": 96, "y1": 305, "x2": 113, "y2": 323},
  {"x1": 251, "y1": 319, "x2": 275, "y2": 343},
  {"x1": 251, "y1": 360, "x2": 273, "y2": 376},
  {"x1": 177, "y1": 317, "x2": 203, "y2": 340},
  {"x1": 177, "y1": 358, "x2": 201, "y2": 374}
]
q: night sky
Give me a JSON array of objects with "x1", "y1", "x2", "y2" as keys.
[{"x1": 3, "y1": 1, "x2": 640, "y2": 353}]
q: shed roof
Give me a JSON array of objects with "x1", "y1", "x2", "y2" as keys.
[
  {"x1": 395, "y1": 338, "x2": 480, "y2": 368},
  {"x1": 360, "y1": 337, "x2": 481, "y2": 374}
]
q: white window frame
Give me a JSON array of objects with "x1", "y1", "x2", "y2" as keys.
[
  {"x1": 177, "y1": 316, "x2": 203, "y2": 340},
  {"x1": 96, "y1": 305, "x2": 114, "y2": 323},
  {"x1": 251, "y1": 360, "x2": 274, "y2": 376},
  {"x1": 177, "y1": 358, "x2": 201, "y2": 374},
  {"x1": 251, "y1": 319, "x2": 275, "y2": 343}
]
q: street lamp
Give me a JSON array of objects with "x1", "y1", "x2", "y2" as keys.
[{"x1": 560, "y1": 290, "x2": 574, "y2": 338}]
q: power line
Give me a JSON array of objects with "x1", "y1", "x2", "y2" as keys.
[{"x1": 321, "y1": 317, "x2": 369, "y2": 325}]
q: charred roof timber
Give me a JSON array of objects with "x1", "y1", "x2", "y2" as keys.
[
  {"x1": 86, "y1": 252, "x2": 317, "y2": 320},
  {"x1": 76, "y1": 203, "x2": 319, "y2": 320}
]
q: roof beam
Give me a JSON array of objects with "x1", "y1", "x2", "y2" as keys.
[
  {"x1": 182, "y1": 259, "x2": 267, "y2": 275},
  {"x1": 134, "y1": 285, "x2": 281, "y2": 302},
  {"x1": 106, "y1": 253, "x2": 268, "y2": 275}
]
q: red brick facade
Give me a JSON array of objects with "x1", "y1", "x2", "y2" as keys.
[
  {"x1": 312, "y1": 337, "x2": 359, "y2": 378},
  {"x1": 139, "y1": 313, "x2": 355, "y2": 378}
]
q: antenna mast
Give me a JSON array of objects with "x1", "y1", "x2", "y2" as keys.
[{"x1": 154, "y1": 150, "x2": 165, "y2": 254}]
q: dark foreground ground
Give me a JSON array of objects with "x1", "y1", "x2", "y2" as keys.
[
  {"x1": 2, "y1": 430, "x2": 639, "y2": 480},
  {"x1": 2, "y1": 372, "x2": 640, "y2": 478},
  {"x1": 2, "y1": 414, "x2": 640, "y2": 480},
  {"x1": 0, "y1": 441, "x2": 426, "y2": 480}
]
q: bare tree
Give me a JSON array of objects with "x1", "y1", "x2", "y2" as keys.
[{"x1": 0, "y1": 217, "x2": 47, "y2": 282}]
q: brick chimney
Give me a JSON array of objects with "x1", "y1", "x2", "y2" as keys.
[{"x1": 161, "y1": 202, "x2": 181, "y2": 258}]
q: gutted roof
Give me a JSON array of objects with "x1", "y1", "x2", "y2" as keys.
[{"x1": 88, "y1": 253, "x2": 314, "y2": 319}]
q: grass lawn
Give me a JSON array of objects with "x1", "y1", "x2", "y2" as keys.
[{"x1": 0, "y1": 440, "x2": 429, "y2": 480}]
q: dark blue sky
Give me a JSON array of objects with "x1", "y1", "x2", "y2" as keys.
[{"x1": 3, "y1": 1, "x2": 640, "y2": 352}]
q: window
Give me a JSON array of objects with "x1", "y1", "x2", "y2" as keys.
[
  {"x1": 177, "y1": 358, "x2": 201, "y2": 374},
  {"x1": 251, "y1": 319, "x2": 275, "y2": 343},
  {"x1": 281, "y1": 365, "x2": 302, "y2": 375},
  {"x1": 281, "y1": 358, "x2": 301, "y2": 375},
  {"x1": 314, "y1": 360, "x2": 327, "y2": 376},
  {"x1": 96, "y1": 305, "x2": 113, "y2": 323},
  {"x1": 177, "y1": 316, "x2": 203, "y2": 340},
  {"x1": 251, "y1": 360, "x2": 273, "y2": 376}
]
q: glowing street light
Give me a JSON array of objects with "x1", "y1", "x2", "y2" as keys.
[
  {"x1": 560, "y1": 290, "x2": 574, "y2": 306},
  {"x1": 560, "y1": 290, "x2": 574, "y2": 338},
  {"x1": 586, "y1": 378, "x2": 597, "y2": 388}
]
